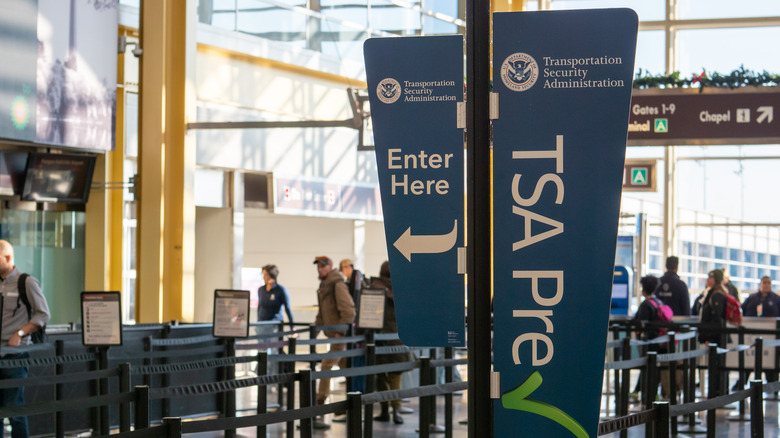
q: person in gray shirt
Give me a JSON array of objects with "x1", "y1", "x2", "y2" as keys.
[{"x1": 0, "y1": 240, "x2": 50, "y2": 438}]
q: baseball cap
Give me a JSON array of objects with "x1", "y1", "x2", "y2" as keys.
[{"x1": 313, "y1": 256, "x2": 332, "y2": 267}]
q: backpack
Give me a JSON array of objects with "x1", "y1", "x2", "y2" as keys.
[
  {"x1": 17, "y1": 273, "x2": 47, "y2": 344},
  {"x1": 648, "y1": 298, "x2": 674, "y2": 336},
  {"x1": 724, "y1": 293, "x2": 742, "y2": 326}
]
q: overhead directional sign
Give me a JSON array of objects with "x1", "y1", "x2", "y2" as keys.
[
  {"x1": 628, "y1": 88, "x2": 780, "y2": 145},
  {"x1": 623, "y1": 159, "x2": 657, "y2": 192},
  {"x1": 364, "y1": 35, "x2": 465, "y2": 347},
  {"x1": 492, "y1": 9, "x2": 637, "y2": 437}
]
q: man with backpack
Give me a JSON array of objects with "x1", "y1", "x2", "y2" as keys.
[{"x1": 0, "y1": 239, "x2": 50, "y2": 438}]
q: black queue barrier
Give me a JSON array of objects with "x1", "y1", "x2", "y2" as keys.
[{"x1": 15, "y1": 319, "x2": 780, "y2": 438}]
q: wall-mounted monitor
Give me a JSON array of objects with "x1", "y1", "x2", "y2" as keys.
[
  {"x1": 0, "y1": 151, "x2": 30, "y2": 197},
  {"x1": 21, "y1": 153, "x2": 96, "y2": 203}
]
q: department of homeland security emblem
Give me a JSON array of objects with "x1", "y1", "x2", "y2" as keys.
[
  {"x1": 500, "y1": 53, "x2": 539, "y2": 92},
  {"x1": 377, "y1": 78, "x2": 401, "y2": 104}
]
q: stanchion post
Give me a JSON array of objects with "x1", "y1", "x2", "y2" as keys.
[
  {"x1": 225, "y1": 337, "x2": 236, "y2": 438},
  {"x1": 750, "y1": 379, "x2": 764, "y2": 438},
  {"x1": 445, "y1": 347, "x2": 454, "y2": 438},
  {"x1": 142, "y1": 335, "x2": 152, "y2": 387},
  {"x1": 668, "y1": 332, "x2": 678, "y2": 435},
  {"x1": 645, "y1": 352, "x2": 658, "y2": 412},
  {"x1": 134, "y1": 385, "x2": 149, "y2": 429},
  {"x1": 347, "y1": 392, "x2": 363, "y2": 438},
  {"x1": 685, "y1": 326, "x2": 697, "y2": 429},
  {"x1": 420, "y1": 356, "x2": 431, "y2": 438},
  {"x1": 611, "y1": 325, "x2": 622, "y2": 416},
  {"x1": 737, "y1": 327, "x2": 746, "y2": 418},
  {"x1": 98, "y1": 346, "x2": 109, "y2": 436},
  {"x1": 286, "y1": 356, "x2": 296, "y2": 438},
  {"x1": 119, "y1": 363, "x2": 131, "y2": 432},
  {"x1": 653, "y1": 401, "x2": 670, "y2": 438},
  {"x1": 286, "y1": 336, "x2": 298, "y2": 407},
  {"x1": 365, "y1": 343, "x2": 376, "y2": 437},
  {"x1": 309, "y1": 325, "x2": 318, "y2": 374},
  {"x1": 755, "y1": 337, "x2": 764, "y2": 381},
  {"x1": 346, "y1": 324, "x2": 354, "y2": 391},
  {"x1": 429, "y1": 348, "x2": 438, "y2": 428},
  {"x1": 161, "y1": 324, "x2": 171, "y2": 418},
  {"x1": 257, "y1": 351, "x2": 268, "y2": 438},
  {"x1": 162, "y1": 417, "x2": 182, "y2": 438},
  {"x1": 707, "y1": 344, "x2": 719, "y2": 438},
  {"x1": 620, "y1": 336, "x2": 631, "y2": 414},
  {"x1": 620, "y1": 335, "x2": 631, "y2": 438},
  {"x1": 299, "y1": 369, "x2": 313, "y2": 438},
  {"x1": 55, "y1": 339, "x2": 64, "y2": 438},
  {"x1": 90, "y1": 347, "x2": 101, "y2": 434}
]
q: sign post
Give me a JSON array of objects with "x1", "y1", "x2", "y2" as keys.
[
  {"x1": 491, "y1": 9, "x2": 637, "y2": 437},
  {"x1": 364, "y1": 35, "x2": 466, "y2": 347}
]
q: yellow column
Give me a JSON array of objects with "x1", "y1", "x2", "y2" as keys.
[
  {"x1": 85, "y1": 32, "x2": 128, "y2": 293},
  {"x1": 137, "y1": 0, "x2": 197, "y2": 323}
]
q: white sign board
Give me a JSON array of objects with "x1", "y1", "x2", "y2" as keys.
[
  {"x1": 358, "y1": 287, "x2": 386, "y2": 330},
  {"x1": 81, "y1": 292, "x2": 123, "y2": 346},
  {"x1": 213, "y1": 290, "x2": 250, "y2": 338}
]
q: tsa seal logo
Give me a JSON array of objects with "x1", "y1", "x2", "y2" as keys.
[
  {"x1": 377, "y1": 78, "x2": 401, "y2": 104},
  {"x1": 501, "y1": 53, "x2": 539, "y2": 92}
]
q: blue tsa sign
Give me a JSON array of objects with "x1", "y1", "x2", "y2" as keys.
[
  {"x1": 492, "y1": 9, "x2": 637, "y2": 437},
  {"x1": 364, "y1": 35, "x2": 465, "y2": 347}
]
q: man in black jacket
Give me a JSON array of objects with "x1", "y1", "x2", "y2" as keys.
[{"x1": 655, "y1": 256, "x2": 691, "y2": 316}]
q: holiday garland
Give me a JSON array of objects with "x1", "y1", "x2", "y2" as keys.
[{"x1": 633, "y1": 66, "x2": 780, "y2": 90}]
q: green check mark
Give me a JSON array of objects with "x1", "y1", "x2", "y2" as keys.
[{"x1": 501, "y1": 371, "x2": 589, "y2": 438}]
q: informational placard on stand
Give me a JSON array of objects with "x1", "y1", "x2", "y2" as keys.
[
  {"x1": 357, "y1": 287, "x2": 386, "y2": 330},
  {"x1": 81, "y1": 292, "x2": 123, "y2": 347},
  {"x1": 213, "y1": 290, "x2": 250, "y2": 338}
]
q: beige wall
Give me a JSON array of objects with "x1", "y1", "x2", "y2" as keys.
[
  {"x1": 194, "y1": 206, "x2": 233, "y2": 323},
  {"x1": 242, "y1": 209, "x2": 388, "y2": 323}
]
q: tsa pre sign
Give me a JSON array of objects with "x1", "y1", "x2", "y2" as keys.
[
  {"x1": 492, "y1": 9, "x2": 637, "y2": 437},
  {"x1": 364, "y1": 35, "x2": 465, "y2": 347}
]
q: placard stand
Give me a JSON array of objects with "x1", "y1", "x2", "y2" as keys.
[
  {"x1": 81, "y1": 291, "x2": 123, "y2": 347},
  {"x1": 81, "y1": 291, "x2": 122, "y2": 436},
  {"x1": 213, "y1": 290, "x2": 250, "y2": 339},
  {"x1": 357, "y1": 287, "x2": 386, "y2": 330}
]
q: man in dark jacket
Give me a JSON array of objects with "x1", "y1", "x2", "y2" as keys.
[
  {"x1": 339, "y1": 258, "x2": 366, "y2": 395},
  {"x1": 655, "y1": 256, "x2": 691, "y2": 316},
  {"x1": 312, "y1": 256, "x2": 355, "y2": 429},
  {"x1": 339, "y1": 258, "x2": 364, "y2": 310},
  {"x1": 740, "y1": 276, "x2": 780, "y2": 383}
]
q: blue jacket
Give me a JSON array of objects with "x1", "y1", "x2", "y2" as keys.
[
  {"x1": 258, "y1": 283, "x2": 294, "y2": 323},
  {"x1": 742, "y1": 291, "x2": 780, "y2": 317}
]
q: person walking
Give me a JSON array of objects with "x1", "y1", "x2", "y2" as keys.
[
  {"x1": 312, "y1": 256, "x2": 355, "y2": 429},
  {"x1": 257, "y1": 264, "x2": 293, "y2": 324}
]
